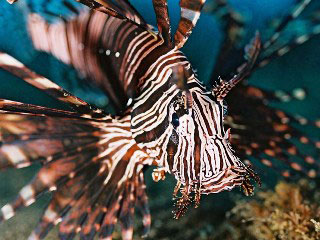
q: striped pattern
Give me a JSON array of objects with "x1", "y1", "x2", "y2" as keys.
[
  {"x1": 1, "y1": 0, "x2": 320, "y2": 239},
  {"x1": 174, "y1": 0, "x2": 207, "y2": 49},
  {"x1": 27, "y1": 9, "x2": 168, "y2": 111},
  {"x1": 76, "y1": 0, "x2": 147, "y2": 27},
  {"x1": 263, "y1": 0, "x2": 313, "y2": 49},
  {"x1": 130, "y1": 48, "x2": 259, "y2": 211},
  {"x1": 152, "y1": 0, "x2": 173, "y2": 47},
  {"x1": 4, "y1": 1, "x2": 260, "y2": 230},
  {"x1": 28, "y1": 11, "x2": 144, "y2": 110},
  {"x1": 0, "y1": 52, "x2": 106, "y2": 119},
  {"x1": 0, "y1": 52, "x2": 153, "y2": 239}
]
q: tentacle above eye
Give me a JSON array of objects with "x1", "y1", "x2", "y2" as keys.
[{"x1": 212, "y1": 32, "x2": 261, "y2": 100}]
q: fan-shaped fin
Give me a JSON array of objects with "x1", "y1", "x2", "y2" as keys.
[
  {"x1": 253, "y1": 0, "x2": 320, "y2": 70},
  {"x1": 27, "y1": 9, "x2": 151, "y2": 111},
  {"x1": 257, "y1": 26, "x2": 320, "y2": 68},
  {"x1": 0, "y1": 95, "x2": 153, "y2": 240},
  {"x1": 76, "y1": 0, "x2": 147, "y2": 28},
  {"x1": 226, "y1": 85, "x2": 320, "y2": 179},
  {"x1": 6, "y1": 0, "x2": 147, "y2": 27},
  {"x1": 0, "y1": 112, "x2": 102, "y2": 170},
  {"x1": 28, "y1": 163, "x2": 100, "y2": 240},
  {"x1": 263, "y1": 0, "x2": 313, "y2": 49},
  {"x1": 0, "y1": 52, "x2": 107, "y2": 118}
]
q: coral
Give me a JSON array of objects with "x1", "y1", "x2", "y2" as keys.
[
  {"x1": 311, "y1": 219, "x2": 320, "y2": 233},
  {"x1": 220, "y1": 180, "x2": 320, "y2": 240}
]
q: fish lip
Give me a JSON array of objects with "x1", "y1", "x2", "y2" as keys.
[
  {"x1": 171, "y1": 165, "x2": 260, "y2": 219},
  {"x1": 199, "y1": 165, "x2": 260, "y2": 195}
]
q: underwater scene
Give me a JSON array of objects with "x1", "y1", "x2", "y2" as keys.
[{"x1": 0, "y1": 0, "x2": 319, "y2": 239}]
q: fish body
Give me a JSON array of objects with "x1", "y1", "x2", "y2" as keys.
[{"x1": 0, "y1": 0, "x2": 319, "y2": 239}]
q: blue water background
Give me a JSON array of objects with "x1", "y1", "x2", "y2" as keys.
[{"x1": 0, "y1": 0, "x2": 319, "y2": 239}]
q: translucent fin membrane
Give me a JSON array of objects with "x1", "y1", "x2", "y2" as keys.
[
  {"x1": 0, "y1": 52, "x2": 152, "y2": 239},
  {"x1": 0, "y1": 52, "x2": 107, "y2": 119},
  {"x1": 0, "y1": 106, "x2": 152, "y2": 240},
  {"x1": 207, "y1": 0, "x2": 245, "y2": 80},
  {"x1": 225, "y1": 85, "x2": 320, "y2": 179},
  {"x1": 256, "y1": 0, "x2": 320, "y2": 69}
]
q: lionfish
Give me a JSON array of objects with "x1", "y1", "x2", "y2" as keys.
[{"x1": 0, "y1": 0, "x2": 319, "y2": 239}]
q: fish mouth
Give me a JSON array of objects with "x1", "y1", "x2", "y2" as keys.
[
  {"x1": 200, "y1": 165, "x2": 261, "y2": 195},
  {"x1": 172, "y1": 165, "x2": 260, "y2": 219}
]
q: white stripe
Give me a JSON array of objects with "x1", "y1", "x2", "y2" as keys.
[
  {"x1": 123, "y1": 31, "x2": 149, "y2": 72},
  {"x1": 103, "y1": 140, "x2": 136, "y2": 185},
  {"x1": 2, "y1": 145, "x2": 27, "y2": 166},
  {"x1": 1, "y1": 204, "x2": 14, "y2": 220},
  {"x1": 0, "y1": 53, "x2": 24, "y2": 68},
  {"x1": 126, "y1": 35, "x2": 163, "y2": 86},
  {"x1": 278, "y1": 46, "x2": 290, "y2": 56},
  {"x1": 139, "y1": 48, "x2": 180, "y2": 82},
  {"x1": 20, "y1": 185, "x2": 35, "y2": 206},
  {"x1": 134, "y1": 58, "x2": 188, "y2": 106},
  {"x1": 292, "y1": 0, "x2": 311, "y2": 18},
  {"x1": 295, "y1": 35, "x2": 309, "y2": 44},
  {"x1": 132, "y1": 79, "x2": 175, "y2": 126},
  {"x1": 44, "y1": 208, "x2": 58, "y2": 222},
  {"x1": 181, "y1": 7, "x2": 201, "y2": 26}
]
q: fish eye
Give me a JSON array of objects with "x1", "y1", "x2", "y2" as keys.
[{"x1": 172, "y1": 112, "x2": 180, "y2": 127}]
